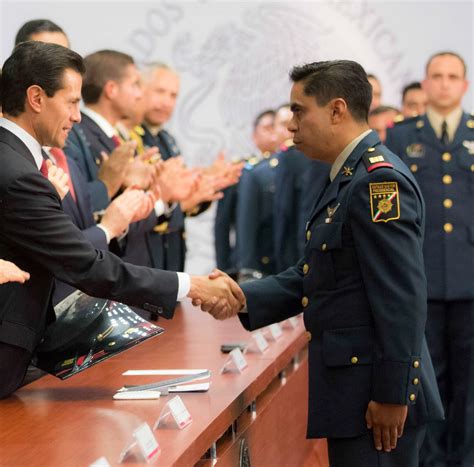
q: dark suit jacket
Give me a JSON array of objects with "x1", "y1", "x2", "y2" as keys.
[
  {"x1": 239, "y1": 131, "x2": 443, "y2": 438},
  {"x1": 386, "y1": 112, "x2": 474, "y2": 300},
  {"x1": 67, "y1": 113, "x2": 158, "y2": 268},
  {"x1": 0, "y1": 127, "x2": 178, "y2": 353}
]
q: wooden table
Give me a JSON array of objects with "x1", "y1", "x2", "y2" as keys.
[{"x1": 0, "y1": 304, "x2": 328, "y2": 466}]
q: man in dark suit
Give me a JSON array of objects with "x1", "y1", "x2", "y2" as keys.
[
  {"x1": 210, "y1": 60, "x2": 443, "y2": 466},
  {"x1": 386, "y1": 51, "x2": 473, "y2": 467},
  {"x1": 0, "y1": 42, "x2": 245, "y2": 399}
]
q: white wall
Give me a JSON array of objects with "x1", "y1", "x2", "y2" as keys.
[{"x1": 2, "y1": 0, "x2": 473, "y2": 273}]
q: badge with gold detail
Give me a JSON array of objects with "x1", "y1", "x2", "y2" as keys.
[{"x1": 369, "y1": 182, "x2": 400, "y2": 223}]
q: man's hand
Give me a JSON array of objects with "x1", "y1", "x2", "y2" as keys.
[
  {"x1": 0, "y1": 259, "x2": 30, "y2": 284},
  {"x1": 99, "y1": 189, "x2": 145, "y2": 239},
  {"x1": 98, "y1": 141, "x2": 137, "y2": 198},
  {"x1": 180, "y1": 174, "x2": 224, "y2": 212},
  {"x1": 203, "y1": 153, "x2": 244, "y2": 191},
  {"x1": 156, "y1": 157, "x2": 198, "y2": 203},
  {"x1": 46, "y1": 160, "x2": 69, "y2": 200},
  {"x1": 188, "y1": 269, "x2": 246, "y2": 320},
  {"x1": 123, "y1": 149, "x2": 160, "y2": 190},
  {"x1": 131, "y1": 191, "x2": 157, "y2": 223},
  {"x1": 365, "y1": 401, "x2": 408, "y2": 452}
]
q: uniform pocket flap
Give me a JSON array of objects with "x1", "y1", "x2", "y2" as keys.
[{"x1": 322, "y1": 326, "x2": 374, "y2": 367}]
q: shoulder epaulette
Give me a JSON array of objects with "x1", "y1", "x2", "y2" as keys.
[
  {"x1": 362, "y1": 148, "x2": 394, "y2": 172},
  {"x1": 393, "y1": 115, "x2": 420, "y2": 126}
]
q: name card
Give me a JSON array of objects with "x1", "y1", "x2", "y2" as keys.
[
  {"x1": 119, "y1": 422, "x2": 160, "y2": 464},
  {"x1": 154, "y1": 395, "x2": 193, "y2": 430},
  {"x1": 89, "y1": 457, "x2": 110, "y2": 467},
  {"x1": 220, "y1": 347, "x2": 248, "y2": 374},
  {"x1": 269, "y1": 323, "x2": 283, "y2": 340},
  {"x1": 287, "y1": 317, "x2": 299, "y2": 329},
  {"x1": 253, "y1": 331, "x2": 269, "y2": 353}
]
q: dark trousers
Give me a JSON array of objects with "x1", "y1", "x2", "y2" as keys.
[
  {"x1": 420, "y1": 300, "x2": 474, "y2": 467},
  {"x1": 0, "y1": 342, "x2": 32, "y2": 398},
  {"x1": 328, "y1": 425, "x2": 426, "y2": 467}
]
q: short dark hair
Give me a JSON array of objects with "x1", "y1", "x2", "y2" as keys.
[
  {"x1": 290, "y1": 60, "x2": 372, "y2": 122},
  {"x1": 82, "y1": 50, "x2": 135, "y2": 104},
  {"x1": 15, "y1": 19, "x2": 65, "y2": 46},
  {"x1": 0, "y1": 41, "x2": 84, "y2": 117},
  {"x1": 425, "y1": 51, "x2": 467, "y2": 77},
  {"x1": 402, "y1": 82, "x2": 422, "y2": 101},
  {"x1": 369, "y1": 105, "x2": 400, "y2": 117},
  {"x1": 253, "y1": 109, "x2": 275, "y2": 129}
]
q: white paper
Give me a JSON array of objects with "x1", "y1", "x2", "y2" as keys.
[
  {"x1": 113, "y1": 390, "x2": 161, "y2": 400},
  {"x1": 123, "y1": 369, "x2": 208, "y2": 376},
  {"x1": 230, "y1": 348, "x2": 248, "y2": 371},
  {"x1": 169, "y1": 382, "x2": 210, "y2": 393},
  {"x1": 288, "y1": 317, "x2": 299, "y2": 329}
]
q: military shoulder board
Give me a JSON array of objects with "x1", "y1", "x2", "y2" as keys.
[{"x1": 362, "y1": 149, "x2": 394, "y2": 173}]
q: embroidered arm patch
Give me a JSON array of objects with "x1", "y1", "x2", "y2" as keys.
[{"x1": 369, "y1": 182, "x2": 400, "y2": 223}]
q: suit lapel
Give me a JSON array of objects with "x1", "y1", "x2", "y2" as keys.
[
  {"x1": 0, "y1": 127, "x2": 38, "y2": 168},
  {"x1": 450, "y1": 112, "x2": 471, "y2": 151}
]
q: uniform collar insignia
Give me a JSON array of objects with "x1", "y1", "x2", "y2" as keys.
[{"x1": 342, "y1": 166, "x2": 353, "y2": 177}]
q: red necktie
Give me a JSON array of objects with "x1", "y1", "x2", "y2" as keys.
[
  {"x1": 49, "y1": 147, "x2": 77, "y2": 202},
  {"x1": 111, "y1": 134, "x2": 122, "y2": 147},
  {"x1": 40, "y1": 159, "x2": 49, "y2": 178}
]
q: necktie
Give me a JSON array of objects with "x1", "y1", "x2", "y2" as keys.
[
  {"x1": 111, "y1": 134, "x2": 122, "y2": 147},
  {"x1": 440, "y1": 120, "x2": 449, "y2": 145},
  {"x1": 40, "y1": 159, "x2": 49, "y2": 178},
  {"x1": 49, "y1": 147, "x2": 77, "y2": 202}
]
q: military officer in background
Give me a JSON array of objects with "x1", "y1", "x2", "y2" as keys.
[
  {"x1": 386, "y1": 51, "x2": 473, "y2": 467},
  {"x1": 210, "y1": 59, "x2": 444, "y2": 466},
  {"x1": 214, "y1": 109, "x2": 277, "y2": 274},
  {"x1": 400, "y1": 82, "x2": 428, "y2": 118},
  {"x1": 235, "y1": 106, "x2": 294, "y2": 279},
  {"x1": 272, "y1": 104, "x2": 330, "y2": 272}
]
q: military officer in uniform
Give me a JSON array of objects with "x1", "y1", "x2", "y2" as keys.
[
  {"x1": 214, "y1": 60, "x2": 444, "y2": 466},
  {"x1": 272, "y1": 104, "x2": 330, "y2": 272},
  {"x1": 141, "y1": 63, "x2": 212, "y2": 272},
  {"x1": 386, "y1": 51, "x2": 473, "y2": 467},
  {"x1": 214, "y1": 109, "x2": 277, "y2": 273}
]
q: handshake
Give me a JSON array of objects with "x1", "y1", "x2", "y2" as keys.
[{"x1": 187, "y1": 269, "x2": 246, "y2": 320}]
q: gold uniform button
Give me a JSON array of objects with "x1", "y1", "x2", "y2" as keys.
[
  {"x1": 261, "y1": 256, "x2": 270, "y2": 265},
  {"x1": 409, "y1": 394, "x2": 416, "y2": 402},
  {"x1": 410, "y1": 164, "x2": 418, "y2": 173},
  {"x1": 471, "y1": 164, "x2": 474, "y2": 172},
  {"x1": 367, "y1": 147, "x2": 376, "y2": 153},
  {"x1": 306, "y1": 230, "x2": 311, "y2": 241},
  {"x1": 444, "y1": 223, "x2": 453, "y2": 233},
  {"x1": 413, "y1": 378, "x2": 419, "y2": 385},
  {"x1": 442, "y1": 152, "x2": 452, "y2": 162},
  {"x1": 301, "y1": 296, "x2": 309, "y2": 307},
  {"x1": 351, "y1": 356, "x2": 358, "y2": 364},
  {"x1": 443, "y1": 199, "x2": 453, "y2": 209},
  {"x1": 413, "y1": 360, "x2": 420, "y2": 368},
  {"x1": 443, "y1": 174, "x2": 452, "y2": 184},
  {"x1": 321, "y1": 243, "x2": 327, "y2": 251},
  {"x1": 305, "y1": 331, "x2": 312, "y2": 342},
  {"x1": 303, "y1": 264, "x2": 309, "y2": 275}
]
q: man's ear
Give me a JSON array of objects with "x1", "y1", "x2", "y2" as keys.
[
  {"x1": 103, "y1": 80, "x2": 119, "y2": 100},
  {"x1": 25, "y1": 85, "x2": 44, "y2": 114},
  {"x1": 330, "y1": 98, "x2": 348, "y2": 123}
]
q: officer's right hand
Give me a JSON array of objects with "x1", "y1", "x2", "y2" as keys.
[
  {"x1": 365, "y1": 400, "x2": 408, "y2": 452},
  {"x1": 0, "y1": 259, "x2": 30, "y2": 284}
]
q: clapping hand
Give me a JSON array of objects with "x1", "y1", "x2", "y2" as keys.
[
  {"x1": 46, "y1": 160, "x2": 70, "y2": 200},
  {"x1": 188, "y1": 269, "x2": 246, "y2": 320}
]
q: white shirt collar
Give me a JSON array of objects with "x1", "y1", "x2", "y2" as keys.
[
  {"x1": 0, "y1": 118, "x2": 44, "y2": 169},
  {"x1": 81, "y1": 107, "x2": 117, "y2": 138},
  {"x1": 426, "y1": 106, "x2": 463, "y2": 142},
  {"x1": 330, "y1": 129, "x2": 372, "y2": 181}
]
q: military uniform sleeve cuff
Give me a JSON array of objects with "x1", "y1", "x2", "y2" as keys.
[{"x1": 372, "y1": 357, "x2": 421, "y2": 405}]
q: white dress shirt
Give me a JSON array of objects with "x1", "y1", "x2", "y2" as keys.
[{"x1": 426, "y1": 106, "x2": 463, "y2": 142}]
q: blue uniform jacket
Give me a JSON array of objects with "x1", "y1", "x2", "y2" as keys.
[
  {"x1": 386, "y1": 113, "x2": 474, "y2": 300},
  {"x1": 236, "y1": 155, "x2": 279, "y2": 275},
  {"x1": 240, "y1": 131, "x2": 443, "y2": 438}
]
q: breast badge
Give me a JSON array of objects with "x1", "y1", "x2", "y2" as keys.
[{"x1": 406, "y1": 143, "x2": 425, "y2": 158}]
